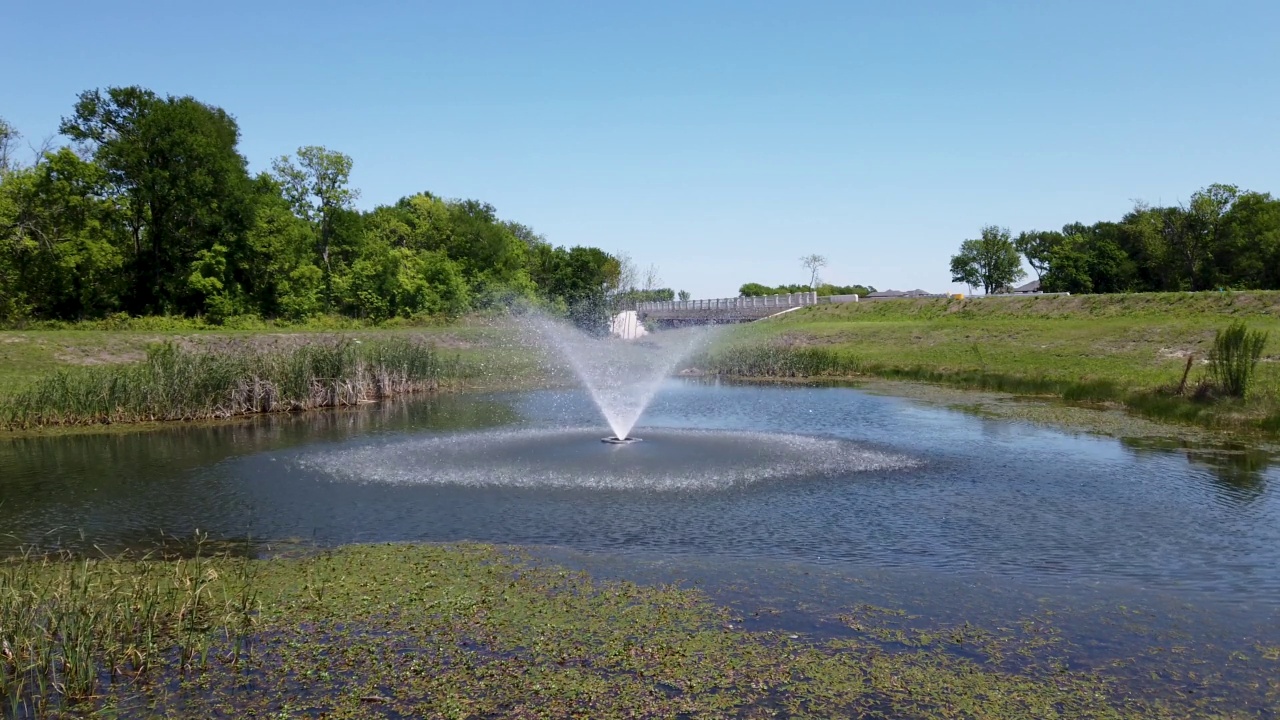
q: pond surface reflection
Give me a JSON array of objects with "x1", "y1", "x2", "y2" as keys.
[{"x1": 2, "y1": 379, "x2": 1278, "y2": 607}]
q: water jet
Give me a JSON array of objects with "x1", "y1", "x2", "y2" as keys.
[{"x1": 524, "y1": 315, "x2": 713, "y2": 440}]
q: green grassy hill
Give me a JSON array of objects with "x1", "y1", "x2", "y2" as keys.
[{"x1": 707, "y1": 292, "x2": 1280, "y2": 433}]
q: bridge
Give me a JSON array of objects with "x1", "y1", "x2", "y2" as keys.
[{"x1": 636, "y1": 292, "x2": 859, "y2": 325}]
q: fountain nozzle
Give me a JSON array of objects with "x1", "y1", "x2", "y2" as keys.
[{"x1": 602, "y1": 436, "x2": 642, "y2": 445}]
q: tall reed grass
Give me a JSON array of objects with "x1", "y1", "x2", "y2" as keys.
[
  {"x1": 1, "y1": 338, "x2": 462, "y2": 428},
  {"x1": 0, "y1": 536, "x2": 257, "y2": 718},
  {"x1": 696, "y1": 345, "x2": 864, "y2": 377},
  {"x1": 1209, "y1": 321, "x2": 1269, "y2": 398}
]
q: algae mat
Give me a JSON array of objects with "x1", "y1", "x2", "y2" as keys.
[{"x1": 4, "y1": 544, "x2": 1275, "y2": 718}]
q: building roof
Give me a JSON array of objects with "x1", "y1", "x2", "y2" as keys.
[
  {"x1": 866, "y1": 289, "x2": 937, "y2": 298},
  {"x1": 1012, "y1": 280, "x2": 1041, "y2": 293}
]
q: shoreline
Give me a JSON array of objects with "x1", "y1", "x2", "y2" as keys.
[
  {"x1": 4, "y1": 541, "x2": 1274, "y2": 718},
  {"x1": 705, "y1": 373, "x2": 1280, "y2": 449},
  {"x1": 3, "y1": 367, "x2": 1274, "y2": 449}
]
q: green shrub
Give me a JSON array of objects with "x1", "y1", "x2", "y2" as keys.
[{"x1": 1208, "y1": 321, "x2": 1268, "y2": 398}]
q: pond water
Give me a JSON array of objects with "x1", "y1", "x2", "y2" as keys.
[
  {"x1": 3, "y1": 380, "x2": 1277, "y2": 600},
  {"x1": 3, "y1": 379, "x2": 1280, "y2": 708}
]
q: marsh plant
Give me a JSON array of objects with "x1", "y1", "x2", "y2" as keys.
[
  {"x1": 0, "y1": 542, "x2": 1265, "y2": 717},
  {"x1": 697, "y1": 345, "x2": 862, "y2": 378},
  {"x1": 0, "y1": 536, "x2": 258, "y2": 718},
  {"x1": 1, "y1": 338, "x2": 462, "y2": 428},
  {"x1": 1209, "y1": 321, "x2": 1269, "y2": 398}
]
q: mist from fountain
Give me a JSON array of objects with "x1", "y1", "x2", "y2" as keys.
[{"x1": 524, "y1": 315, "x2": 714, "y2": 440}]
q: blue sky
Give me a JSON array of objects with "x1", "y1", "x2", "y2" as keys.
[{"x1": 4, "y1": 1, "x2": 1277, "y2": 296}]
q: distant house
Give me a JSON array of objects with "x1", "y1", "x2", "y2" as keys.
[
  {"x1": 990, "y1": 280, "x2": 1042, "y2": 295},
  {"x1": 865, "y1": 289, "x2": 939, "y2": 299}
]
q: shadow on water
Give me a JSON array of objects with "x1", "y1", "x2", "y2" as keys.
[{"x1": 1121, "y1": 436, "x2": 1274, "y2": 503}]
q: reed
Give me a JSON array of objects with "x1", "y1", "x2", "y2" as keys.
[
  {"x1": 1208, "y1": 321, "x2": 1269, "y2": 398},
  {"x1": 0, "y1": 536, "x2": 258, "y2": 717},
  {"x1": 695, "y1": 345, "x2": 864, "y2": 378},
  {"x1": 0, "y1": 338, "x2": 464, "y2": 428}
]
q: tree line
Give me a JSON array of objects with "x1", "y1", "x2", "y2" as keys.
[
  {"x1": 738, "y1": 282, "x2": 876, "y2": 298},
  {"x1": 951, "y1": 184, "x2": 1280, "y2": 295},
  {"x1": 0, "y1": 87, "x2": 670, "y2": 331}
]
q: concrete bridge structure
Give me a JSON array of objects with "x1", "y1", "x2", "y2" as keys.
[{"x1": 636, "y1": 292, "x2": 860, "y2": 325}]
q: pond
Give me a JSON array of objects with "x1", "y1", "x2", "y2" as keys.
[{"x1": 3, "y1": 379, "x2": 1280, "y2": 710}]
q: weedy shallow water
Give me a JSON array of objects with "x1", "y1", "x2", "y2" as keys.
[{"x1": 4, "y1": 543, "x2": 1275, "y2": 719}]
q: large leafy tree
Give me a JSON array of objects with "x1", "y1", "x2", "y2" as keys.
[
  {"x1": 0, "y1": 149, "x2": 125, "y2": 319},
  {"x1": 1217, "y1": 191, "x2": 1280, "y2": 289},
  {"x1": 271, "y1": 146, "x2": 359, "y2": 305},
  {"x1": 60, "y1": 87, "x2": 255, "y2": 315},
  {"x1": 528, "y1": 243, "x2": 620, "y2": 332},
  {"x1": 1013, "y1": 230, "x2": 1063, "y2": 282},
  {"x1": 949, "y1": 226, "x2": 1026, "y2": 295}
]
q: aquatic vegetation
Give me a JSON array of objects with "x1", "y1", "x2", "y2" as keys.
[
  {"x1": 0, "y1": 338, "x2": 468, "y2": 428},
  {"x1": 1, "y1": 542, "x2": 1270, "y2": 718},
  {"x1": 1210, "y1": 321, "x2": 1269, "y2": 398},
  {"x1": 0, "y1": 537, "x2": 259, "y2": 717}
]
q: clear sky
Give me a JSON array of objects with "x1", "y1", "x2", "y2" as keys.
[{"x1": 3, "y1": 1, "x2": 1277, "y2": 297}]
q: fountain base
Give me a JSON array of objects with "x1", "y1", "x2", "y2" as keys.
[{"x1": 602, "y1": 436, "x2": 642, "y2": 445}]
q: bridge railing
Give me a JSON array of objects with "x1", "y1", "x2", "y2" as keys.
[{"x1": 637, "y1": 292, "x2": 823, "y2": 313}]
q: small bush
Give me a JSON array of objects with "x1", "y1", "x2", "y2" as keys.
[{"x1": 1208, "y1": 321, "x2": 1268, "y2": 398}]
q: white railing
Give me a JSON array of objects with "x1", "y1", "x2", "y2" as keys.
[{"x1": 637, "y1": 291, "x2": 826, "y2": 313}]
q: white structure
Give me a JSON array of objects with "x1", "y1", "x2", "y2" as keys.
[
  {"x1": 609, "y1": 310, "x2": 649, "y2": 340},
  {"x1": 636, "y1": 291, "x2": 858, "y2": 324}
]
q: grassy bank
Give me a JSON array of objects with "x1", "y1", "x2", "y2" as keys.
[
  {"x1": 698, "y1": 292, "x2": 1280, "y2": 435},
  {"x1": 0, "y1": 318, "x2": 557, "y2": 430},
  {"x1": 0, "y1": 339, "x2": 469, "y2": 429},
  {"x1": 0, "y1": 321, "x2": 519, "y2": 397},
  {"x1": 2, "y1": 542, "x2": 1266, "y2": 719}
]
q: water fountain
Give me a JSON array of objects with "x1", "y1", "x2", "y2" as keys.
[
  {"x1": 297, "y1": 313, "x2": 920, "y2": 491},
  {"x1": 523, "y1": 314, "x2": 710, "y2": 443}
]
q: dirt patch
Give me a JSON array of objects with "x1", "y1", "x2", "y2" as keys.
[
  {"x1": 53, "y1": 348, "x2": 148, "y2": 366},
  {"x1": 172, "y1": 332, "x2": 476, "y2": 356},
  {"x1": 774, "y1": 332, "x2": 837, "y2": 348}
]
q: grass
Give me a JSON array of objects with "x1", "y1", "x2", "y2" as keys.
[
  {"x1": 0, "y1": 321, "x2": 521, "y2": 397},
  {"x1": 0, "y1": 318, "x2": 559, "y2": 430},
  {"x1": 0, "y1": 536, "x2": 259, "y2": 718},
  {"x1": 2, "y1": 541, "x2": 1268, "y2": 718},
  {"x1": 697, "y1": 292, "x2": 1280, "y2": 435},
  {"x1": 0, "y1": 339, "x2": 466, "y2": 429}
]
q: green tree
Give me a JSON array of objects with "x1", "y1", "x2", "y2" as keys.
[
  {"x1": 1013, "y1": 230, "x2": 1063, "y2": 283},
  {"x1": 0, "y1": 149, "x2": 125, "y2": 319},
  {"x1": 445, "y1": 199, "x2": 531, "y2": 293},
  {"x1": 1216, "y1": 191, "x2": 1280, "y2": 288},
  {"x1": 739, "y1": 282, "x2": 774, "y2": 297},
  {"x1": 818, "y1": 283, "x2": 875, "y2": 297},
  {"x1": 949, "y1": 226, "x2": 1026, "y2": 295},
  {"x1": 239, "y1": 174, "x2": 324, "y2": 319},
  {"x1": 271, "y1": 146, "x2": 359, "y2": 306},
  {"x1": 60, "y1": 86, "x2": 256, "y2": 315},
  {"x1": 529, "y1": 244, "x2": 619, "y2": 331}
]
